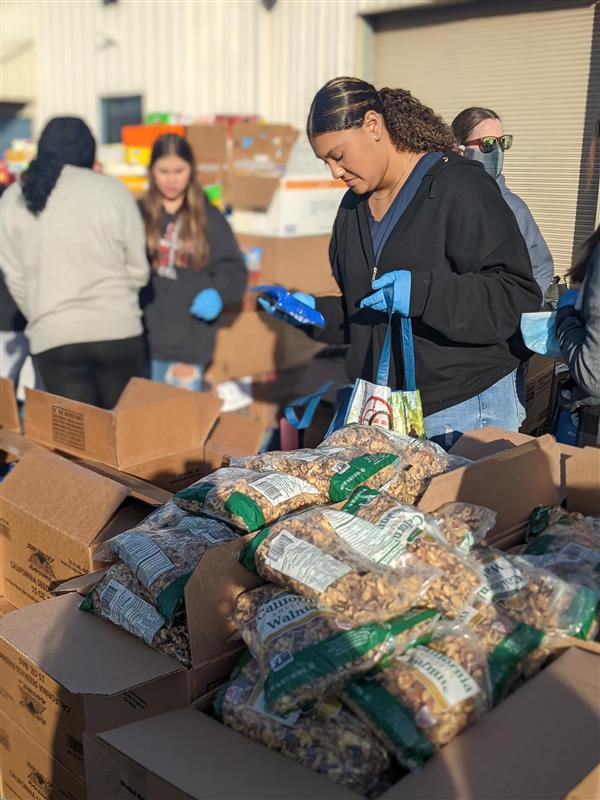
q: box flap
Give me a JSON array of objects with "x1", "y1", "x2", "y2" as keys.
[
  {"x1": 70, "y1": 457, "x2": 172, "y2": 506},
  {"x1": 419, "y1": 436, "x2": 561, "y2": 536},
  {"x1": 51, "y1": 569, "x2": 108, "y2": 597},
  {"x1": 0, "y1": 377, "x2": 20, "y2": 432},
  {"x1": 1, "y1": 447, "x2": 129, "y2": 545},
  {"x1": 565, "y1": 447, "x2": 600, "y2": 516},
  {"x1": 381, "y1": 648, "x2": 600, "y2": 799},
  {"x1": 0, "y1": 594, "x2": 183, "y2": 694},
  {"x1": 184, "y1": 538, "x2": 264, "y2": 666},
  {"x1": 114, "y1": 378, "x2": 222, "y2": 467},
  {"x1": 564, "y1": 765, "x2": 600, "y2": 800},
  {"x1": 187, "y1": 124, "x2": 228, "y2": 164},
  {"x1": 448, "y1": 426, "x2": 534, "y2": 460},
  {"x1": 204, "y1": 411, "x2": 266, "y2": 461},
  {"x1": 0, "y1": 428, "x2": 42, "y2": 459},
  {"x1": 231, "y1": 123, "x2": 298, "y2": 169},
  {"x1": 227, "y1": 174, "x2": 280, "y2": 210},
  {"x1": 25, "y1": 387, "x2": 118, "y2": 465},
  {"x1": 97, "y1": 707, "x2": 353, "y2": 799}
]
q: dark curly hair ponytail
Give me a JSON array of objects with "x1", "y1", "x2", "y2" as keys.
[
  {"x1": 22, "y1": 116, "x2": 96, "y2": 215},
  {"x1": 307, "y1": 77, "x2": 455, "y2": 153}
]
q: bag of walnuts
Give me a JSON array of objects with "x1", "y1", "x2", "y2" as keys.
[
  {"x1": 80, "y1": 562, "x2": 192, "y2": 667},
  {"x1": 214, "y1": 652, "x2": 390, "y2": 796},
  {"x1": 341, "y1": 489, "x2": 483, "y2": 617},
  {"x1": 344, "y1": 630, "x2": 491, "y2": 771},
  {"x1": 95, "y1": 513, "x2": 238, "y2": 624},
  {"x1": 234, "y1": 583, "x2": 440, "y2": 714},
  {"x1": 240, "y1": 507, "x2": 438, "y2": 626}
]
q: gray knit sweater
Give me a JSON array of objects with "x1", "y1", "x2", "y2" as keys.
[{"x1": 0, "y1": 166, "x2": 149, "y2": 354}]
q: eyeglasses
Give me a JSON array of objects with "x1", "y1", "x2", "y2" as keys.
[{"x1": 463, "y1": 134, "x2": 513, "y2": 153}]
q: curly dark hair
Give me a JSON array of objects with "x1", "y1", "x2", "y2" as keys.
[{"x1": 307, "y1": 76, "x2": 456, "y2": 153}]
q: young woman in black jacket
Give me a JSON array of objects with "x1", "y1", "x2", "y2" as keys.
[
  {"x1": 265, "y1": 77, "x2": 541, "y2": 448},
  {"x1": 140, "y1": 134, "x2": 247, "y2": 390}
]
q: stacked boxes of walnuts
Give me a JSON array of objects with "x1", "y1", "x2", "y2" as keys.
[{"x1": 77, "y1": 424, "x2": 600, "y2": 797}]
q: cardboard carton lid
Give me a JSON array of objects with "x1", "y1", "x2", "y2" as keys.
[
  {"x1": 204, "y1": 411, "x2": 266, "y2": 461},
  {"x1": 1, "y1": 447, "x2": 130, "y2": 545},
  {"x1": 184, "y1": 538, "x2": 264, "y2": 666},
  {"x1": 0, "y1": 376, "x2": 20, "y2": 432},
  {"x1": 565, "y1": 446, "x2": 600, "y2": 515},
  {"x1": 419, "y1": 436, "x2": 561, "y2": 536},
  {"x1": 448, "y1": 426, "x2": 535, "y2": 460},
  {"x1": 98, "y1": 707, "x2": 353, "y2": 799},
  {"x1": 70, "y1": 457, "x2": 172, "y2": 506},
  {"x1": 25, "y1": 387, "x2": 118, "y2": 465},
  {"x1": 0, "y1": 594, "x2": 182, "y2": 694},
  {"x1": 114, "y1": 378, "x2": 222, "y2": 467},
  {"x1": 381, "y1": 648, "x2": 600, "y2": 799},
  {"x1": 0, "y1": 428, "x2": 42, "y2": 459}
]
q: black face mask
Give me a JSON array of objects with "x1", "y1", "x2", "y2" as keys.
[{"x1": 463, "y1": 146, "x2": 503, "y2": 179}]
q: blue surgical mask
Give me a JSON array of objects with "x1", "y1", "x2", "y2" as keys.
[
  {"x1": 520, "y1": 312, "x2": 561, "y2": 357},
  {"x1": 463, "y1": 146, "x2": 504, "y2": 179}
]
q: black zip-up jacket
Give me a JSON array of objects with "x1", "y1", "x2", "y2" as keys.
[
  {"x1": 140, "y1": 202, "x2": 247, "y2": 365},
  {"x1": 313, "y1": 153, "x2": 542, "y2": 416}
]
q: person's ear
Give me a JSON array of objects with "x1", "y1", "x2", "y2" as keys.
[{"x1": 364, "y1": 110, "x2": 382, "y2": 142}]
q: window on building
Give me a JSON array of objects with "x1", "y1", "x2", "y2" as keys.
[{"x1": 101, "y1": 96, "x2": 142, "y2": 144}]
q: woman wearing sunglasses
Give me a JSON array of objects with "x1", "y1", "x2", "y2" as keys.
[{"x1": 452, "y1": 107, "x2": 554, "y2": 300}]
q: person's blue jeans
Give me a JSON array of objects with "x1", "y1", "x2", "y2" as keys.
[
  {"x1": 151, "y1": 359, "x2": 204, "y2": 391},
  {"x1": 424, "y1": 370, "x2": 526, "y2": 450}
]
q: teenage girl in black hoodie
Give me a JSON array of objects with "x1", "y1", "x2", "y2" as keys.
[
  {"x1": 140, "y1": 134, "x2": 247, "y2": 390},
  {"x1": 264, "y1": 78, "x2": 541, "y2": 448}
]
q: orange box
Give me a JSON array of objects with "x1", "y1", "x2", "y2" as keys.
[{"x1": 121, "y1": 124, "x2": 185, "y2": 149}]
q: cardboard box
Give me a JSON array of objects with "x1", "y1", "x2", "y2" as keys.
[
  {"x1": 0, "y1": 376, "x2": 20, "y2": 432},
  {"x1": 0, "y1": 593, "x2": 243, "y2": 783},
  {"x1": 0, "y1": 597, "x2": 17, "y2": 618},
  {"x1": 0, "y1": 446, "x2": 170, "y2": 608},
  {"x1": 24, "y1": 378, "x2": 223, "y2": 487},
  {"x1": 84, "y1": 646, "x2": 600, "y2": 800},
  {"x1": 186, "y1": 123, "x2": 229, "y2": 190},
  {"x1": 227, "y1": 124, "x2": 346, "y2": 237},
  {"x1": 520, "y1": 355, "x2": 555, "y2": 434},
  {"x1": 236, "y1": 233, "x2": 341, "y2": 296},
  {"x1": 205, "y1": 311, "x2": 323, "y2": 384},
  {"x1": 1, "y1": 712, "x2": 87, "y2": 800}
]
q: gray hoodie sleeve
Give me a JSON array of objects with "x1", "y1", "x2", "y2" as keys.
[
  {"x1": 556, "y1": 245, "x2": 600, "y2": 401},
  {"x1": 500, "y1": 184, "x2": 554, "y2": 299}
]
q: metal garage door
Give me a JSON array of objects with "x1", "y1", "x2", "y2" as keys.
[{"x1": 368, "y1": 0, "x2": 599, "y2": 276}]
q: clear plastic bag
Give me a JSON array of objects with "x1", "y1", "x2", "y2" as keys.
[
  {"x1": 214, "y1": 653, "x2": 390, "y2": 796},
  {"x1": 344, "y1": 630, "x2": 491, "y2": 771},
  {"x1": 240, "y1": 507, "x2": 439, "y2": 626},
  {"x1": 95, "y1": 513, "x2": 238, "y2": 624},
  {"x1": 234, "y1": 584, "x2": 439, "y2": 714},
  {"x1": 341, "y1": 490, "x2": 483, "y2": 617},
  {"x1": 524, "y1": 506, "x2": 600, "y2": 594},
  {"x1": 469, "y1": 545, "x2": 599, "y2": 641},
  {"x1": 433, "y1": 502, "x2": 497, "y2": 552},
  {"x1": 79, "y1": 562, "x2": 192, "y2": 667},
  {"x1": 174, "y1": 467, "x2": 324, "y2": 532},
  {"x1": 230, "y1": 444, "x2": 400, "y2": 503}
]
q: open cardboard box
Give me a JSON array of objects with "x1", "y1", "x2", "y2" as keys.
[
  {"x1": 23, "y1": 377, "x2": 271, "y2": 492},
  {"x1": 0, "y1": 445, "x2": 171, "y2": 609},
  {"x1": 0, "y1": 591, "x2": 244, "y2": 785},
  {"x1": 1, "y1": 710, "x2": 87, "y2": 800},
  {"x1": 0, "y1": 375, "x2": 20, "y2": 432},
  {"x1": 24, "y1": 378, "x2": 222, "y2": 488},
  {"x1": 82, "y1": 646, "x2": 600, "y2": 800}
]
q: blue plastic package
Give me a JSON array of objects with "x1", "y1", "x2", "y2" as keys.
[{"x1": 253, "y1": 285, "x2": 325, "y2": 329}]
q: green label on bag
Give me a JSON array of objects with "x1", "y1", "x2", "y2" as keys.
[
  {"x1": 345, "y1": 678, "x2": 435, "y2": 768},
  {"x1": 528, "y1": 506, "x2": 553, "y2": 537},
  {"x1": 156, "y1": 572, "x2": 191, "y2": 625},
  {"x1": 342, "y1": 486, "x2": 381, "y2": 515},
  {"x1": 239, "y1": 528, "x2": 270, "y2": 572},
  {"x1": 568, "y1": 585, "x2": 600, "y2": 640},
  {"x1": 264, "y1": 609, "x2": 439, "y2": 709},
  {"x1": 488, "y1": 623, "x2": 544, "y2": 703},
  {"x1": 226, "y1": 492, "x2": 265, "y2": 532},
  {"x1": 328, "y1": 453, "x2": 397, "y2": 502},
  {"x1": 523, "y1": 533, "x2": 555, "y2": 556},
  {"x1": 175, "y1": 481, "x2": 214, "y2": 507}
]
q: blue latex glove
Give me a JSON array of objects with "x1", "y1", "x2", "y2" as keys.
[
  {"x1": 257, "y1": 291, "x2": 318, "y2": 326},
  {"x1": 190, "y1": 288, "x2": 223, "y2": 321},
  {"x1": 520, "y1": 312, "x2": 560, "y2": 357},
  {"x1": 360, "y1": 270, "x2": 412, "y2": 316},
  {"x1": 556, "y1": 289, "x2": 579, "y2": 310}
]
